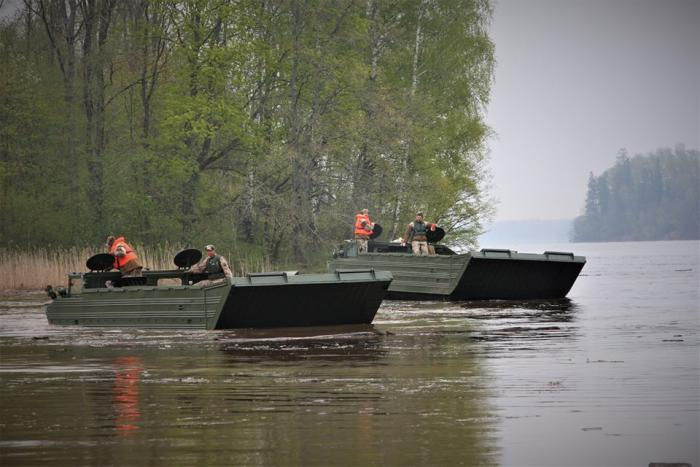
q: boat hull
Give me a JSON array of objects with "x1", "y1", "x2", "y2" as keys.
[
  {"x1": 327, "y1": 249, "x2": 585, "y2": 300},
  {"x1": 45, "y1": 270, "x2": 392, "y2": 329},
  {"x1": 450, "y1": 252, "x2": 585, "y2": 300},
  {"x1": 45, "y1": 283, "x2": 227, "y2": 329},
  {"x1": 216, "y1": 273, "x2": 388, "y2": 328}
]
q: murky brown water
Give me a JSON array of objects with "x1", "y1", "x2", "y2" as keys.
[{"x1": 1, "y1": 241, "x2": 698, "y2": 466}]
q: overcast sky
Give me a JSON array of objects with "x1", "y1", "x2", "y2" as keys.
[{"x1": 486, "y1": 0, "x2": 700, "y2": 221}]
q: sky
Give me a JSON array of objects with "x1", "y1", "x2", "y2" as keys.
[{"x1": 485, "y1": 0, "x2": 700, "y2": 221}]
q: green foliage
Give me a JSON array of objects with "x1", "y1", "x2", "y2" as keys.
[
  {"x1": 572, "y1": 146, "x2": 700, "y2": 242},
  {"x1": 1, "y1": 0, "x2": 495, "y2": 265}
]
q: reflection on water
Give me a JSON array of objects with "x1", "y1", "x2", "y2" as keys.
[
  {"x1": 0, "y1": 241, "x2": 698, "y2": 466},
  {"x1": 0, "y1": 326, "x2": 498, "y2": 466},
  {"x1": 113, "y1": 356, "x2": 143, "y2": 436}
]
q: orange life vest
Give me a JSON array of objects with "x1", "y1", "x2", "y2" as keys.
[
  {"x1": 109, "y1": 236, "x2": 139, "y2": 270},
  {"x1": 354, "y1": 214, "x2": 373, "y2": 237}
]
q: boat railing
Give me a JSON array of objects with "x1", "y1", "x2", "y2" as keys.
[
  {"x1": 349, "y1": 240, "x2": 457, "y2": 256},
  {"x1": 479, "y1": 248, "x2": 514, "y2": 257},
  {"x1": 242, "y1": 271, "x2": 291, "y2": 285},
  {"x1": 543, "y1": 251, "x2": 576, "y2": 259},
  {"x1": 334, "y1": 268, "x2": 377, "y2": 280},
  {"x1": 79, "y1": 269, "x2": 214, "y2": 289}
]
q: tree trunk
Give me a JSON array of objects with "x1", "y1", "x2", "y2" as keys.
[
  {"x1": 34, "y1": 0, "x2": 84, "y2": 237},
  {"x1": 181, "y1": 171, "x2": 199, "y2": 244},
  {"x1": 288, "y1": 0, "x2": 311, "y2": 261},
  {"x1": 390, "y1": 0, "x2": 425, "y2": 239}
]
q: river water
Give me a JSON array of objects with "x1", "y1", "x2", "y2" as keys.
[{"x1": 0, "y1": 241, "x2": 698, "y2": 466}]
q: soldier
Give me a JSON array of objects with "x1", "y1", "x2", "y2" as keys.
[
  {"x1": 354, "y1": 208, "x2": 374, "y2": 254},
  {"x1": 401, "y1": 212, "x2": 438, "y2": 256},
  {"x1": 106, "y1": 235, "x2": 143, "y2": 277},
  {"x1": 188, "y1": 244, "x2": 233, "y2": 285}
]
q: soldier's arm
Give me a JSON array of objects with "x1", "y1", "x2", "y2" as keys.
[
  {"x1": 188, "y1": 260, "x2": 204, "y2": 274},
  {"x1": 220, "y1": 256, "x2": 233, "y2": 278},
  {"x1": 402, "y1": 223, "x2": 413, "y2": 243}
]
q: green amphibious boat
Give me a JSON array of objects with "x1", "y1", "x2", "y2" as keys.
[
  {"x1": 45, "y1": 250, "x2": 392, "y2": 329},
  {"x1": 327, "y1": 236, "x2": 585, "y2": 301}
]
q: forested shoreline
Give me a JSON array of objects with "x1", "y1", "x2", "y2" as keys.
[
  {"x1": 572, "y1": 146, "x2": 699, "y2": 242},
  {"x1": 1, "y1": 0, "x2": 495, "y2": 266}
]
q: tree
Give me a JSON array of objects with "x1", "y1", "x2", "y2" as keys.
[
  {"x1": 1, "y1": 0, "x2": 497, "y2": 265},
  {"x1": 572, "y1": 146, "x2": 700, "y2": 242}
]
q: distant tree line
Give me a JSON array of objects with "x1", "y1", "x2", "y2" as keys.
[
  {"x1": 572, "y1": 146, "x2": 699, "y2": 242},
  {"x1": 0, "y1": 0, "x2": 495, "y2": 266}
]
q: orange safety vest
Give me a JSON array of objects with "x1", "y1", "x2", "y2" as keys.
[
  {"x1": 109, "y1": 236, "x2": 139, "y2": 270},
  {"x1": 354, "y1": 214, "x2": 373, "y2": 237}
]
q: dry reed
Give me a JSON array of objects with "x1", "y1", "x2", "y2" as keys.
[{"x1": 0, "y1": 244, "x2": 273, "y2": 290}]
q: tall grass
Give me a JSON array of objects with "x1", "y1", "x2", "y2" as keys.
[{"x1": 0, "y1": 244, "x2": 273, "y2": 290}]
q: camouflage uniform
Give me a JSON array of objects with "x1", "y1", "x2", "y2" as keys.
[
  {"x1": 403, "y1": 220, "x2": 436, "y2": 256},
  {"x1": 355, "y1": 237, "x2": 369, "y2": 254},
  {"x1": 188, "y1": 253, "x2": 233, "y2": 286}
]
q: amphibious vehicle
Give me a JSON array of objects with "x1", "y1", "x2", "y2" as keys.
[
  {"x1": 328, "y1": 227, "x2": 585, "y2": 300},
  {"x1": 45, "y1": 249, "x2": 392, "y2": 329}
]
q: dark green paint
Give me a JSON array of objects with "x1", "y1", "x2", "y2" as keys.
[
  {"x1": 46, "y1": 269, "x2": 392, "y2": 329},
  {"x1": 328, "y1": 241, "x2": 585, "y2": 300}
]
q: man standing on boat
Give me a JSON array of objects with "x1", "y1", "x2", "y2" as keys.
[
  {"x1": 402, "y1": 212, "x2": 437, "y2": 256},
  {"x1": 354, "y1": 208, "x2": 375, "y2": 254},
  {"x1": 106, "y1": 235, "x2": 143, "y2": 277},
  {"x1": 188, "y1": 244, "x2": 233, "y2": 285}
]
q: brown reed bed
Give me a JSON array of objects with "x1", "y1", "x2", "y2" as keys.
[{"x1": 0, "y1": 244, "x2": 273, "y2": 290}]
